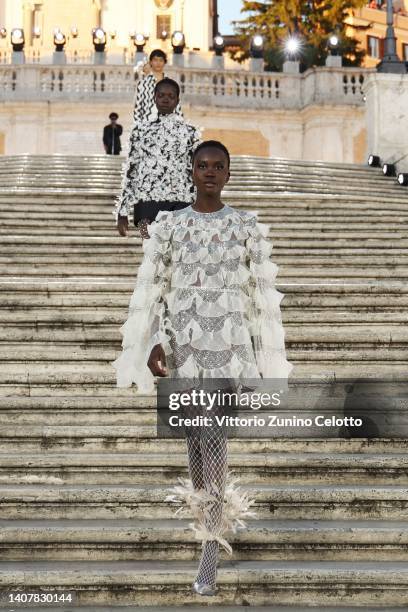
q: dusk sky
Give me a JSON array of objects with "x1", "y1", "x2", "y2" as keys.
[{"x1": 218, "y1": 0, "x2": 244, "y2": 34}]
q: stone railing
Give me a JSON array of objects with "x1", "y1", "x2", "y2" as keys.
[{"x1": 0, "y1": 64, "x2": 372, "y2": 109}]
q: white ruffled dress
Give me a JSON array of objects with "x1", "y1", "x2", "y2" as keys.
[{"x1": 112, "y1": 204, "x2": 293, "y2": 393}]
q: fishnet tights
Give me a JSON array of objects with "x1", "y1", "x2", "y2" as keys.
[{"x1": 184, "y1": 400, "x2": 228, "y2": 589}]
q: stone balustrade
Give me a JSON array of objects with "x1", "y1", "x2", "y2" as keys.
[{"x1": 0, "y1": 63, "x2": 372, "y2": 109}]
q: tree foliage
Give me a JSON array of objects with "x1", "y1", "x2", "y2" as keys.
[{"x1": 231, "y1": 0, "x2": 368, "y2": 71}]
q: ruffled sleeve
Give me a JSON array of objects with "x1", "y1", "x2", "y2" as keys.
[
  {"x1": 111, "y1": 211, "x2": 173, "y2": 393},
  {"x1": 244, "y1": 214, "x2": 293, "y2": 380}
]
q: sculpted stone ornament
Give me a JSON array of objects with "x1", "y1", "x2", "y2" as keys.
[{"x1": 154, "y1": 0, "x2": 174, "y2": 8}]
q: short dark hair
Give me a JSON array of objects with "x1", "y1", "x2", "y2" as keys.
[
  {"x1": 109, "y1": 112, "x2": 119, "y2": 119},
  {"x1": 149, "y1": 49, "x2": 167, "y2": 63},
  {"x1": 192, "y1": 140, "x2": 231, "y2": 168},
  {"x1": 154, "y1": 77, "x2": 180, "y2": 99}
]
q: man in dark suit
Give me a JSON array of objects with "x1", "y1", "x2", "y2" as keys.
[{"x1": 103, "y1": 112, "x2": 123, "y2": 155}]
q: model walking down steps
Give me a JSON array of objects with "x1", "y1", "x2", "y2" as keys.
[{"x1": 112, "y1": 140, "x2": 293, "y2": 595}]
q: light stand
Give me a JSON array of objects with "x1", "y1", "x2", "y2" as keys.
[{"x1": 377, "y1": 0, "x2": 406, "y2": 73}]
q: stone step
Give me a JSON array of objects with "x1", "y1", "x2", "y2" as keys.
[
  {"x1": 2, "y1": 300, "x2": 408, "y2": 317},
  {"x1": 0, "y1": 160, "x2": 389, "y2": 174},
  {"x1": 0, "y1": 560, "x2": 407, "y2": 607},
  {"x1": 0, "y1": 290, "x2": 408, "y2": 306},
  {"x1": 1, "y1": 310, "x2": 407, "y2": 325},
  {"x1": 0, "y1": 279, "x2": 406, "y2": 293},
  {"x1": 2, "y1": 192, "x2": 408, "y2": 208},
  {"x1": 2, "y1": 433, "x2": 406, "y2": 454},
  {"x1": 2, "y1": 208, "x2": 408, "y2": 222},
  {"x1": 3, "y1": 234, "x2": 408, "y2": 253},
  {"x1": 1, "y1": 484, "x2": 407, "y2": 520},
  {"x1": 3, "y1": 608, "x2": 397, "y2": 612},
  {"x1": 0, "y1": 362, "x2": 406, "y2": 387},
  {"x1": 1, "y1": 265, "x2": 407, "y2": 280},
  {"x1": 0, "y1": 344, "x2": 406, "y2": 364},
  {"x1": 1, "y1": 246, "x2": 408, "y2": 258},
  {"x1": 0, "y1": 323, "x2": 404, "y2": 341},
  {"x1": 2, "y1": 254, "x2": 408, "y2": 267},
  {"x1": 1, "y1": 452, "x2": 407, "y2": 486},
  {"x1": 1, "y1": 519, "x2": 408, "y2": 562},
  {"x1": 1, "y1": 181, "x2": 404, "y2": 198}
]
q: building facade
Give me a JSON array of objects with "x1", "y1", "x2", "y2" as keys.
[
  {"x1": 0, "y1": 0, "x2": 218, "y2": 56},
  {"x1": 346, "y1": 1, "x2": 408, "y2": 67}
]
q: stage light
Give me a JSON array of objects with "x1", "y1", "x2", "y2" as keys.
[
  {"x1": 54, "y1": 30, "x2": 66, "y2": 51},
  {"x1": 0, "y1": 27, "x2": 7, "y2": 39},
  {"x1": 134, "y1": 32, "x2": 146, "y2": 52},
  {"x1": 171, "y1": 30, "x2": 185, "y2": 53},
  {"x1": 71, "y1": 26, "x2": 78, "y2": 38},
  {"x1": 92, "y1": 27, "x2": 106, "y2": 52},
  {"x1": 250, "y1": 34, "x2": 264, "y2": 58},
  {"x1": 329, "y1": 34, "x2": 339, "y2": 48},
  {"x1": 160, "y1": 29, "x2": 168, "y2": 41},
  {"x1": 368, "y1": 154, "x2": 381, "y2": 167},
  {"x1": 11, "y1": 28, "x2": 24, "y2": 51},
  {"x1": 382, "y1": 163, "x2": 396, "y2": 176},
  {"x1": 284, "y1": 35, "x2": 302, "y2": 59},
  {"x1": 129, "y1": 30, "x2": 136, "y2": 40},
  {"x1": 397, "y1": 173, "x2": 408, "y2": 185},
  {"x1": 213, "y1": 34, "x2": 225, "y2": 56},
  {"x1": 110, "y1": 30, "x2": 117, "y2": 40},
  {"x1": 33, "y1": 26, "x2": 41, "y2": 38}
]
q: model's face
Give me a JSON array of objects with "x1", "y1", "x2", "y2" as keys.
[
  {"x1": 155, "y1": 84, "x2": 178, "y2": 114},
  {"x1": 193, "y1": 148, "x2": 230, "y2": 195},
  {"x1": 150, "y1": 56, "x2": 166, "y2": 73}
]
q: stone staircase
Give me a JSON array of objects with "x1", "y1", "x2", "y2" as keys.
[{"x1": 0, "y1": 154, "x2": 407, "y2": 609}]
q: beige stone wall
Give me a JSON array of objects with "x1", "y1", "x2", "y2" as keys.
[
  {"x1": 202, "y1": 129, "x2": 269, "y2": 157},
  {"x1": 0, "y1": 99, "x2": 367, "y2": 165}
]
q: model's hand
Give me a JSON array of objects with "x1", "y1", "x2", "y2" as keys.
[
  {"x1": 142, "y1": 63, "x2": 151, "y2": 75},
  {"x1": 148, "y1": 344, "x2": 167, "y2": 377},
  {"x1": 117, "y1": 217, "x2": 129, "y2": 237}
]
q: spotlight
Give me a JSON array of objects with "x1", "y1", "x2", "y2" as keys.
[
  {"x1": 11, "y1": 28, "x2": 24, "y2": 52},
  {"x1": 33, "y1": 26, "x2": 41, "y2": 38},
  {"x1": 328, "y1": 34, "x2": 340, "y2": 53},
  {"x1": 54, "y1": 30, "x2": 66, "y2": 51},
  {"x1": 92, "y1": 27, "x2": 106, "y2": 52},
  {"x1": 397, "y1": 173, "x2": 408, "y2": 185},
  {"x1": 134, "y1": 32, "x2": 146, "y2": 52},
  {"x1": 368, "y1": 154, "x2": 381, "y2": 167},
  {"x1": 250, "y1": 34, "x2": 264, "y2": 58},
  {"x1": 213, "y1": 34, "x2": 225, "y2": 56},
  {"x1": 0, "y1": 27, "x2": 6, "y2": 39},
  {"x1": 171, "y1": 30, "x2": 185, "y2": 53},
  {"x1": 284, "y1": 35, "x2": 302, "y2": 59},
  {"x1": 160, "y1": 29, "x2": 168, "y2": 41},
  {"x1": 382, "y1": 163, "x2": 396, "y2": 176},
  {"x1": 71, "y1": 26, "x2": 78, "y2": 38}
]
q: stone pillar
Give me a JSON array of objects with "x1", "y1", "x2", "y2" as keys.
[
  {"x1": 326, "y1": 55, "x2": 342, "y2": 68},
  {"x1": 283, "y1": 60, "x2": 300, "y2": 74},
  {"x1": 249, "y1": 57, "x2": 263, "y2": 72},
  {"x1": 363, "y1": 72, "x2": 408, "y2": 171}
]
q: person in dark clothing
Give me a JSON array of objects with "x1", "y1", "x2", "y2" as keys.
[{"x1": 103, "y1": 112, "x2": 123, "y2": 155}]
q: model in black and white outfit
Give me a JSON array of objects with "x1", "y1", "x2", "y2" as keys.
[
  {"x1": 114, "y1": 78, "x2": 200, "y2": 240},
  {"x1": 133, "y1": 48, "x2": 183, "y2": 124}
]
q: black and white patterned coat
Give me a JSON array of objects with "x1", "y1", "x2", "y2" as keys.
[
  {"x1": 133, "y1": 73, "x2": 183, "y2": 123},
  {"x1": 114, "y1": 112, "x2": 201, "y2": 221}
]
